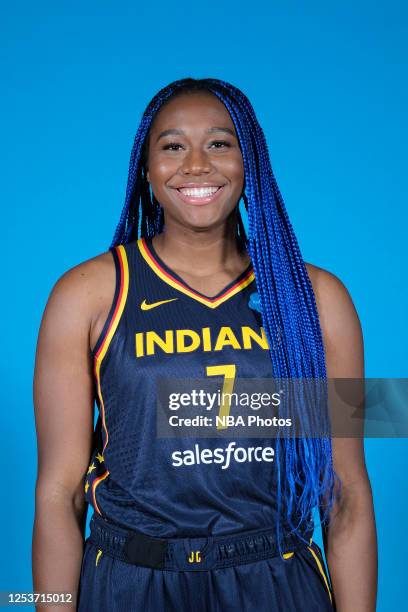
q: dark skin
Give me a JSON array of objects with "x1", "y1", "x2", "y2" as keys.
[
  {"x1": 145, "y1": 91, "x2": 251, "y2": 295},
  {"x1": 32, "y1": 92, "x2": 377, "y2": 611}
]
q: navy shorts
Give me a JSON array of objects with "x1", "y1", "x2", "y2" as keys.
[{"x1": 77, "y1": 513, "x2": 334, "y2": 611}]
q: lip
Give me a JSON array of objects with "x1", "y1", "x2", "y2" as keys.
[
  {"x1": 173, "y1": 183, "x2": 225, "y2": 189},
  {"x1": 172, "y1": 184, "x2": 226, "y2": 206}
]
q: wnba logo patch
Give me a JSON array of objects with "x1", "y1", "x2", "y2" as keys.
[{"x1": 248, "y1": 292, "x2": 261, "y2": 313}]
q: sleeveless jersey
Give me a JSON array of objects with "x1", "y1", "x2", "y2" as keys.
[{"x1": 84, "y1": 237, "x2": 288, "y2": 537}]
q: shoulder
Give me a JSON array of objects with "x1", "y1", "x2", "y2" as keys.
[
  {"x1": 305, "y1": 262, "x2": 355, "y2": 313},
  {"x1": 304, "y1": 262, "x2": 364, "y2": 376},
  {"x1": 41, "y1": 248, "x2": 116, "y2": 334},
  {"x1": 50, "y1": 249, "x2": 115, "y2": 304}
]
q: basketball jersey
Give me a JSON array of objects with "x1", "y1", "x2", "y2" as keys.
[{"x1": 84, "y1": 237, "x2": 295, "y2": 537}]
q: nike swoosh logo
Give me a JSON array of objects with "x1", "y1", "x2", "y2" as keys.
[{"x1": 140, "y1": 298, "x2": 179, "y2": 311}]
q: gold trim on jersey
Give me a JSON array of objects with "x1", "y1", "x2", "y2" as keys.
[
  {"x1": 307, "y1": 545, "x2": 333, "y2": 604},
  {"x1": 138, "y1": 238, "x2": 255, "y2": 309},
  {"x1": 92, "y1": 244, "x2": 129, "y2": 516}
]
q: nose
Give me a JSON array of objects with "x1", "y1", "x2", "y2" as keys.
[{"x1": 180, "y1": 148, "x2": 212, "y2": 175}]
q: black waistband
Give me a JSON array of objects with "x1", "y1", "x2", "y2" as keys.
[{"x1": 88, "y1": 513, "x2": 314, "y2": 572}]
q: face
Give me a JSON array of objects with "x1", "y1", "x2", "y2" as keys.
[{"x1": 145, "y1": 92, "x2": 244, "y2": 232}]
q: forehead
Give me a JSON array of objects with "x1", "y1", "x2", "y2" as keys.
[{"x1": 150, "y1": 92, "x2": 235, "y2": 132}]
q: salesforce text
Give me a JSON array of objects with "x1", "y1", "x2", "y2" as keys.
[{"x1": 171, "y1": 442, "x2": 275, "y2": 470}]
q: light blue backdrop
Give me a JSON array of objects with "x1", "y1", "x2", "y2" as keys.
[{"x1": 2, "y1": 1, "x2": 406, "y2": 610}]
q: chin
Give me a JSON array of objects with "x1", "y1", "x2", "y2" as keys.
[{"x1": 181, "y1": 212, "x2": 226, "y2": 231}]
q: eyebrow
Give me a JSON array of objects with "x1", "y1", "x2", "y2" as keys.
[{"x1": 155, "y1": 126, "x2": 236, "y2": 143}]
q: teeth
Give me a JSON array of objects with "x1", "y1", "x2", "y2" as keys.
[{"x1": 178, "y1": 186, "x2": 220, "y2": 197}]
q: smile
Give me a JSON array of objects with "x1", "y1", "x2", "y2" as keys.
[{"x1": 174, "y1": 185, "x2": 225, "y2": 205}]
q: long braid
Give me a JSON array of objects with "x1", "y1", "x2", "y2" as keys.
[{"x1": 111, "y1": 77, "x2": 340, "y2": 553}]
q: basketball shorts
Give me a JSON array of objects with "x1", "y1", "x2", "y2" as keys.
[{"x1": 77, "y1": 512, "x2": 334, "y2": 611}]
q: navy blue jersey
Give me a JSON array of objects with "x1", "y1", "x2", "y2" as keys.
[{"x1": 84, "y1": 237, "x2": 289, "y2": 537}]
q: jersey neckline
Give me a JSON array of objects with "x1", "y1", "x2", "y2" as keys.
[{"x1": 137, "y1": 237, "x2": 255, "y2": 309}]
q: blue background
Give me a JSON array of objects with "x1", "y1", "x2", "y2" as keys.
[{"x1": 2, "y1": 1, "x2": 407, "y2": 610}]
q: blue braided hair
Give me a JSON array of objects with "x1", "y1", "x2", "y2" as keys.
[{"x1": 111, "y1": 77, "x2": 341, "y2": 552}]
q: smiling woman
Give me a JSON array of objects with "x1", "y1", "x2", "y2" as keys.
[
  {"x1": 143, "y1": 91, "x2": 246, "y2": 246},
  {"x1": 32, "y1": 77, "x2": 377, "y2": 612}
]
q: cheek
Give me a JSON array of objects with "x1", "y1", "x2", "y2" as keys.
[
  {"x1": 148, "y1": 156, "x2": 178, "y2": 183},
  {"x1": 225, "y1": 157, "x2": 245, "y2": 189},
  {"x1": 221, "y1": 151, "x2": 244, "y2": 175}
]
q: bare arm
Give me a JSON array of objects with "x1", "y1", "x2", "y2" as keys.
[
  {"x1": 308, "y1": 265, "x2": 377, "y2": 612},
  {"x1": 32, "y1": 253, "x2": 113, "y2": 611}
]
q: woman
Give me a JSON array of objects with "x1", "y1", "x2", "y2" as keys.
[{"x1": 32, "y1": 77, "x2": 377, "y2": 611}]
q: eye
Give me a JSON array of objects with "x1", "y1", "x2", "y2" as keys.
[
  {"x1": 162, "y1": 140, "x2": 232, "y2": 151},
  {"x1": 209, "y1": 140, "x2": 231, "y2": 149},
  {"x1": 162, "y1": 142, "x2": 184, "y2": 151}
]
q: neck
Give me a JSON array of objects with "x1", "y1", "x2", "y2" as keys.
[{"x1": 150, "y1": 215, "x2": 249, "y2": 276}]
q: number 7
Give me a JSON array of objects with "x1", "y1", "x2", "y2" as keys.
[{"x1": 206, "y1": 364, "x2": 236, "y2": 430}]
